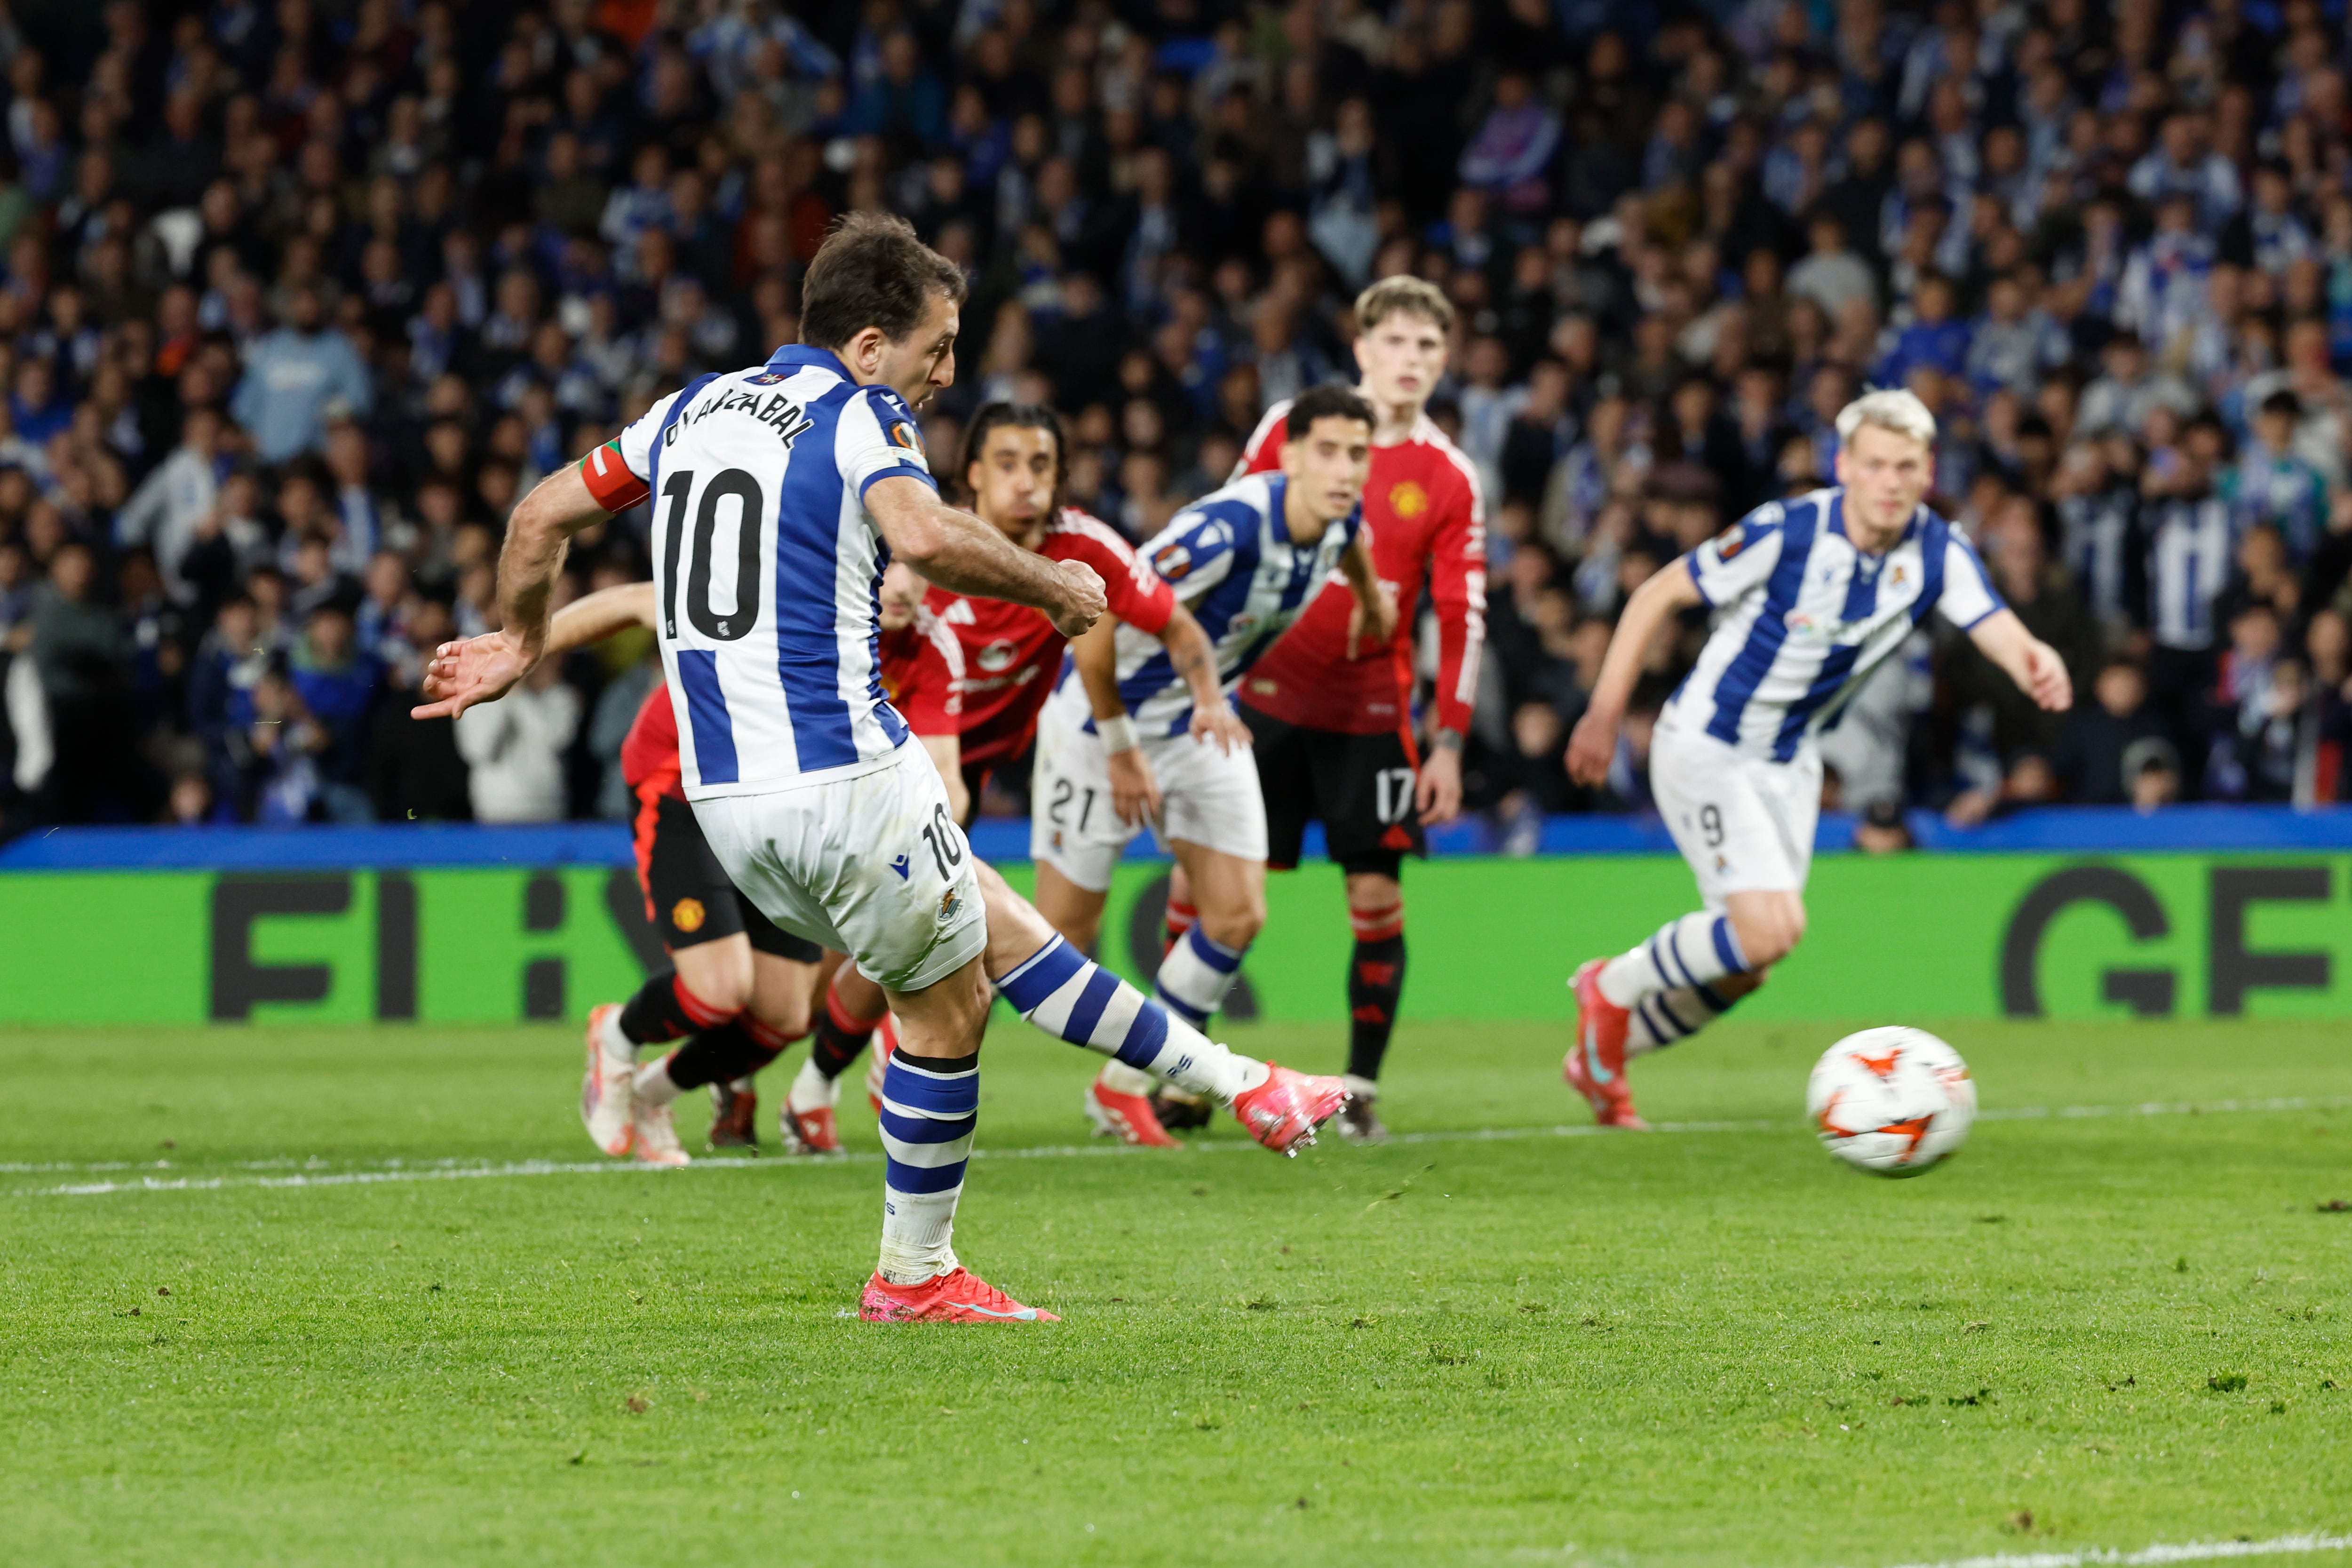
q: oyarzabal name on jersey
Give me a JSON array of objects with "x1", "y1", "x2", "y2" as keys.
[{"x1": 662, "y1": 383, "x2": 817, "y2": 448}]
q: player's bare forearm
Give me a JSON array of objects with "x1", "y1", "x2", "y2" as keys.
[
  {"x1": 414, "y1": 466, "x2": 609, "y2": 719},
  {"x1": 1160, "y1": 604, "x2": 1224, "y2": 715},
  {"x1": 1968, "y1": 608, "x2": 2073, "y2": 712},
  {"x1": 867, "y1": 477, "x2": 1102, "y2": 633},
  {"x1": 1341, "y1": 532, "x2": 1397, "y2": 656},
  {"x1": 496, "y1": 464, "x2": 609, "y2": 659},
  {"x1": 1160, "y1": 603, "x2": 1249, "y2": 753},
  {"x1": 544, "y1": 581, "x2": 656, "y2": 655},
  {"x1": 1341, "y1": 532, "x2": 1381, "y2": 611},
  {"x1": 1565, "y1": 559, "x2": 1699, "y2": 784},
  {"x1": 1073, "y1": 615, "x2": 1127, "y2": 721},
  {"x1": 1588, "y1": 558, "x2": 1702, "y2": 722}
]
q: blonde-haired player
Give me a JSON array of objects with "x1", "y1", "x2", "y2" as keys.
[{"x1": 1560, "y1": 390, "x2": 2073, "y2": 1128}]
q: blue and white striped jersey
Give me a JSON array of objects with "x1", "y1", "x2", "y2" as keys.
[
  {"x1": 1050, "y1": 471, "x2": 1360, "y2": 736},
  {"x1": 1663, "y1": 487, "x2": 2006, "y2": 762},
  {"x1": 611, "y1": 344, "x2": 936, "y2": 797},
  {"x1": 2141, "y1": 494, "x2": 2236, "y2": 652}
]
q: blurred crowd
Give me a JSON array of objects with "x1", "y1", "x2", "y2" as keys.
[{"x1": 2, "y1": 0, "x2": 2352, "y2": 839}]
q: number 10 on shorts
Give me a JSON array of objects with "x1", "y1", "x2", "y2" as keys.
[{"x1": 918, "y1": 802, "x2": 965, "y2": 879}]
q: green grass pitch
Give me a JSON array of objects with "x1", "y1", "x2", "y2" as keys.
[{"x1": 3, "y1": 1012, "x2": 2349, "y2": 1567}]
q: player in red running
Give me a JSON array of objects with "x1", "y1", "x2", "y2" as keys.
[
  {"x1": 1167, "y1": 275, "x2": 1486, "y2": 1143},
  {"x1": 531, "y1": 582, "x2": 825, "y2": 1161},
  {"x1": 781, "y1": 401, "x2": 1268, "y2": 1152}
]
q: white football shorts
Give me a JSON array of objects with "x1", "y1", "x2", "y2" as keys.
[
  {"x1": 693, "y1": 740, "x2": 985, "y2": 993},
  {"x1": 1029, "y1": 697, "x2": 1268, "y2": 892},
  {"x1": 1647, "y1": 723, "x2": 1822, "y2": 908}
]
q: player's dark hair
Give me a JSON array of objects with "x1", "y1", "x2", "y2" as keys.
[
  {"x1": 958, "y1": 401, "x2": 1067, "y2": 503},
  {"x1": 1286, "y1": 382, "x2": 1376, "y2": 440},
  {"x1": 799, "y1": 212, "x2": 967, "y2": 351}
]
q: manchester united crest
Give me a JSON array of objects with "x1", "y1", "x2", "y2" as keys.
[
  {"x1": 1388, "y1": 481, "x2": 1429, "y2": 519},
  {"x1": 671, "y1": 898, "x2": 706, "y2": 933}
]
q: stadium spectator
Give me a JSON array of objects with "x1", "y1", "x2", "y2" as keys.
[
  {"x1": 453, "y1": 658, "x2": 579, "y2": 823},
  {"x1": 0, "y1": 0, "x2": 2344, "y2": 840}
]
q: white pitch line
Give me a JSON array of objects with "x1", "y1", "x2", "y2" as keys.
[
  {"x1": 1877, "y1": 1529, "x2": 2352, "y2": 1568},
  {"x1": 10, "y1": 1093, "x2": 2349, "y2": 1200}
]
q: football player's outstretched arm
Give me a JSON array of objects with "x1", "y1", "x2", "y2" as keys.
[
  {"x1": 1073, "y1": 614, "x2": 1161, "y2": 827},
  {"x1": 866, "y1": 475, "x2": 1106, "y2": 638},
  {"x1": 413, "y1": 464, "x2": 612, "y2": 719},
  {"x1": 1565, "y1": 557, "x2": 1703, "y2": 786},
  {"x1": 1418, "y1": 470, "x2": 1486, "y2": 826},
  {"x1": 1158, "y1": 602, "x2": 1250, "y2": 756},
  {"x1": 1966, "y1": 608, "x2": 2073, "y2": 713},
  {"x1": 1339, "y1": 528, "x2": 1397, "y2": 659},
  {"x1": 546, "y1": 581, "x2": 656, "y2": 653}
]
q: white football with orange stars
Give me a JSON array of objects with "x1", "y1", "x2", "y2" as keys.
[{"x1": 1807, "y1": 1027, "x2": 1977, "y2": 1176}]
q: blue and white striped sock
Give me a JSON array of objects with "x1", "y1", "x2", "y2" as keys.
[
  {"x1": 1154, "y1": 925, "x2": 1245, "y2": 1026},
  {"x1": 1627, "y1": 982, "x2": 1740, "y2": 1058},
  {"x1": 994, "y1": 936, "x2": 1262, "y2": 1101},
  {"x1": 875, "y1": 1051, "x2": 977, "y2": 1286},
  {"x1": 1598, "y1": 913, "x2": 1748, "y2": 1008}
]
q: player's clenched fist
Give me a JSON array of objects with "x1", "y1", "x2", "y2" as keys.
[
  {"x1": 1047, "y1": 559, "x2": 1107, "y2": 639},
  {"x1": 412, "y1": 630, "x2": 534, "y2": 720}
]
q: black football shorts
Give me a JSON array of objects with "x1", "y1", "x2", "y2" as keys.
[
  {"x1": 1239, "y1": 705, "x2": 1427, "y2": 877},
  {"x1": 632, "y1": 788, "x2": 822, "y2": 961}
]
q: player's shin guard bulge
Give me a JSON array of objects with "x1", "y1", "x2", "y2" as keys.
[
  {"x1": 874, "y1": 1051, "x2": 979, "y2": 1288},
  {"x1": 1154, "y1": 925, "x2": 1245, "y2": 1027}
]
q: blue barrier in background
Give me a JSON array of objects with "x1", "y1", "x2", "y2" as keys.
[{"x1": 4, "y1": 804, "x2": 2350, "y2": 870}]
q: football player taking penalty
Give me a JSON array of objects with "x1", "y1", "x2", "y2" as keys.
[
  {"x1": 796, "y1": 401, "x2": 1263, "y2": 1151},
  {"x1": 419, "y1": 215, "x2": 1341, "y2": 1322},
  {"x1": 1560, "y1": 390, "x2": 2071, "y2": 1129},
  {"x1": 1026, "y1": 382, "x2": 1393, "y2": 1125}
]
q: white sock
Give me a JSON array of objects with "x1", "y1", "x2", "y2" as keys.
[
  {"x1": 1153, "y1": 925, "x2": 1245, "y2": 1027},
  {"x1": 1097, "y1": 1060, "x2": 1158, "y2": 1095},
  {"x1": 1598, "y1": 913, "x2": 1748, "y2": 1008},
  {"x1": 1342, "y1": 1073, "x2": 1378, "y2": 1102},
  {"x1": 598, "y1": 1005, "x2": 636, "y2": 1065},
  {"x1": 995, "y1": 936, "x2": 1268, "y2": 1103},
  {"x1": 1626, "y1": 984, "x2": 1737, "y2": 1058},
  {"x1": 788, "y1": 1057, "x2": 838, "y2": 1114},
  {"x1": 634, "y1": 1054, "x2": 682, "y2": 1107}
]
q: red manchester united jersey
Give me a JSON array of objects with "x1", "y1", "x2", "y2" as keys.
[
  {"x1": 882, "y1": 508, "x2": 1176, "y2": 765},
  {"x1": 877, "y1": 604, "x2": 966, "y2": 738},
  {"x1": 1232, "y1": 402, "x2": 1486, "y2": 737},
  {"x1": 620, "y1": 678, "x2": 683, "y2": 800}
]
